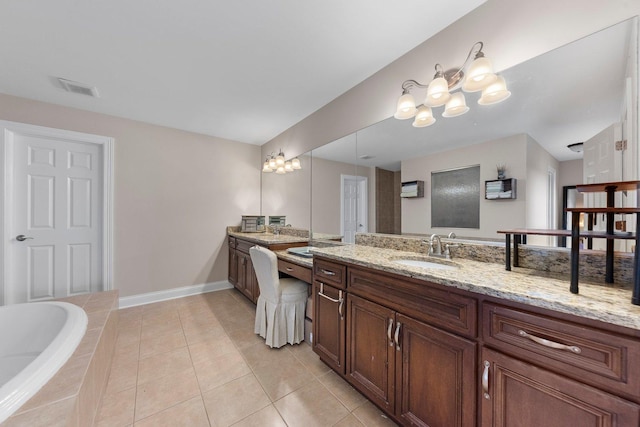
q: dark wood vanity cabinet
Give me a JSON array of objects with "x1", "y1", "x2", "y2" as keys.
[
  {"x1": 235, "y1": 250, "x2": 257, "y2": 303},
  {"x1": 232, "y1": 239, "x2": 258, "y2": 303},
  {"x1": 314, "y1": 257, "x2": 477, "y2": 426},
  {"x1": 346, "y1": 282, "x2": 477, "y2": 427},
  {"x1": 228, "y1": 237, "x2": 238, "y2": 285},
  {"x1": 312, "y1": 255, "x2": 640, "y2": 427},
  {"x1": 347, "y1": 294, "x2": 396, "y2": 412},
  {"x1": 481, "y1": 347, "x2": 640, "y2": 426},
  {"x1": 312, "y1": 258, "x2": 347, "y2": 374},
  {"x1": 480, "y1": 302, "x2": 640, "y2": 427},
  {"x1": 396, "y1": 313, "x2": 476, "y2": 427},
  {"x1": 347, "y1": 294, "x2": 477, "y2": 426},
  {"x1": 312, "y1": 279, "x2": 346, "y2": 374}
]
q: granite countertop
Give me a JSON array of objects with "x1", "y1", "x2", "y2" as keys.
[
  {"x1": 310, "y1": 244, "x2": 640, "y2": 331},
  {"x1": 228, "y1": 231, "x2": 309, "y2": 245}
]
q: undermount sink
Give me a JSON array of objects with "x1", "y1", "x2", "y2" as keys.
[{"x1": 392, "y1": 259, "x2": 458, "y2": 271}]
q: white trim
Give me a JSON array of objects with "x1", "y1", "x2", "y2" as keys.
[
  {"x1": 118, "y1": 280, "x2": 233, "y2": 309},
  {"x1": 0, "y1": 121, "x2": 114, "y2": 304}
]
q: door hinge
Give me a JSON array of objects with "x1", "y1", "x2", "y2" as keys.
[{"x1": 615, "y1": 140, "x2": 627, "y2": 151}]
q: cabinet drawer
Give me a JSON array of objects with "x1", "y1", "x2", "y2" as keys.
[
  {"x1": 314, "y1": 258, "x2": 347, "y2": 289},
  {"x1": 349, "y1": 267, "x2": 477, "y2": 338},
  {"x1": 236, "y1": 239, "x2": 255, "y2": 254},
  {"x1": 278, "y1": 259, "x2": 312, "y2": 283},
  {"x1": 482, "y1": 302, "x2": 640, "y2": 402}
]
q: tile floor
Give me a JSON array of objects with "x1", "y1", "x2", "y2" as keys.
[{"x1": 95, "y1": 288, "x2": 399, "y2": 426}]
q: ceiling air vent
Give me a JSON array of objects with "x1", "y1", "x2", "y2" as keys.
[{"x1": 57, "y1": 78, "x2": 100, "y2": 98}]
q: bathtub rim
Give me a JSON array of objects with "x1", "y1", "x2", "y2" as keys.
[{"x1": 0, "y1": 301, "x2": 88, "y2": 424}]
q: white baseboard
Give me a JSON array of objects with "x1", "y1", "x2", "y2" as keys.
[{"x1": 118, "y1": 280, "x2": 233, "y2": 309}]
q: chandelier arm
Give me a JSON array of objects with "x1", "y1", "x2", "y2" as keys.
[
  {"x1": 401, "y1": 79, "x2": 429, "y2": 92},
  {"x1": 402, "y1": 80, "x2": 429, "y2": 95},
  {"x1": 447, "y1": 41, "x2": 485, "y2": 83}
]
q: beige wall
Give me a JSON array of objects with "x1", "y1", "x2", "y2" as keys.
[
  {"x1": 401, "y1": 134, "x2": 528, "y2": 238},
  {"x1": 0, "y1": 93, "x2": 261, "y2": 297},
  {"x1": 262, "y1": 0, "x2": 639, "y2": 159}
]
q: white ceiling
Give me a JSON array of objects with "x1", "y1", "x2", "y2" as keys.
[
  {"x1": 313, "y1": 18, "x2": 634, "y2": 168},
  {"x1": 0, "y1": 0, "x2": 486, "y2": 145}
]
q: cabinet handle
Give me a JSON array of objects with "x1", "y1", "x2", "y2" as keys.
[
  {"x1": 482, "y1": 360, "x2": 490, "y2": 399},
  {"x1": 318, "y1": 283, "x2": 342, "y2": 303},
  {"x1": 518, "y1": 330, "x2": 582, "y2": 354},
  {"x1": 338, "y1": 297, "x2": 344, "y2": 319},
  {"x1": 285, "y1": 267, "x2": 294, "y2": 272},
  {"x1": 320, "y1": 269, "x2": 336, "y2": 276},
  {"x1": 394, "y1": 321, "x2": 401, "y2": 351},
  {"x1": 387, "y1": 319, "x2": 394, "y2": 347}
]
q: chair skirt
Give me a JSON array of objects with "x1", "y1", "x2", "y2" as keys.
[{"x1": 254, "y1": 279, "x2": 307, "y2": 348}]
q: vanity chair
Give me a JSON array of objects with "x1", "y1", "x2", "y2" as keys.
[{"x1": 249, "y1": 245, "x2": 308, "y2": 348}]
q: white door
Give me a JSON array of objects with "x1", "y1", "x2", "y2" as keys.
[
  {"x1": 583, "y1": 123, "x2": 623, "y2": 251},
  {"x1": 341, "y1": 175, "x2": 368, "y2": 244},
  {"x1": 2, "y1": 122, "x2": 113, "y2": 305}
]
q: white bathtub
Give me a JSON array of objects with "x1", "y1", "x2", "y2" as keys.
[{"x1": 0, "y1": 301, "x2": 88, "y2": 423}]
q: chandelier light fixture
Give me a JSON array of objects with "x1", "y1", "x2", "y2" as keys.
[
  {"x1": 394, "y1": 42, "x2": 511, "y2": 128},
  {"x1": 262, "y1": 150, "x2": 302, "y2": 174}
]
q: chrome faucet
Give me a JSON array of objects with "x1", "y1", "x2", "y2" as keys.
[
  {"x1": 429, "y1": 234, "x2": 442, "y2": 256},
  {"x1": 273, "y1": 225, "x2": 280, "y2": 235}
]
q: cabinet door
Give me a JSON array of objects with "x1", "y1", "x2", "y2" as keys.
[
  {"x1": 228, "y1": 248, "x2": 238, "y2": 285},
  {"x1": 247, "y1": 256, "x2": 259, "y2": 304},
  {"x1": 481, "y1": 347, "x2": 640, "y2": 427},
  {"x1": 236, "y1": 252, "x2": 254, "y2": 301},
  {"x1": 347, "y1": 294, "x2": 395, "y2": 413},
  {"x1": 312, "y1": 280, "x2": 346, "y2": 374},
  {"x1": 396, "y1": 314, "x2": 476, "y2": 427}
]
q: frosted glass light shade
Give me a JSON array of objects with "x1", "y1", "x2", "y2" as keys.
[
  {"x1": 462, "y1": 56, "x2": 497, "y2": 92},
  {"x1": 275, "y1": 165, "x2": 286, "y2": 174},
  {"x1": 442, "y1": 92, "x2": 469, "y2": 117},
  {"x1": 291, "y1": 157, "x2": 301, "y2": 169},
  {"x1": 276, "y1": 152, "x2": 285, "y2": 167},
  {"x1": 268, "y1": 156, "x2": 277, "y2": 169},
  {"x1": 478, "y1": 76, "x2": 511, "y2": 105},
  {"x1": 412, "y1": 106, "x2": 436, "y2": 127},
  {"x1": 262, "y1": 161, "x2": 273, "y2": 172},
  {"x1": 425, "y1": 77, "x2": 451, "y2": 107},
  {"x1": 394, "y1": 93, "x2": 417, "y2": 119},
  {"x1": 284, "y1": 161, "x2": 293, "y2": 172}
]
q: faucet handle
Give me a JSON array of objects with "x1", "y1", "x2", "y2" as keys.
[{"x1": 444, "y1": 243, "x2": 460, "y2": 259}]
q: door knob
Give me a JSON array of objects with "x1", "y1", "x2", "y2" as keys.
[{"x1": 16, "y1": 235, "x2": 34, "y2": 241}]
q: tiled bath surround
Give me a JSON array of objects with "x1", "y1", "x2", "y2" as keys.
[
  {"x1": 355, "y1": 233, "x2": 635, "y2": 287},
  {"x1": 4, "y1": 291, "x2": 119, "y2": 426}
]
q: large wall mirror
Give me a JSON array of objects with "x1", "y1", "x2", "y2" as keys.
[
  {"x1": 261, "y1": 152, "x2": 312, "y2": 231},
  {"x1": 306, "y1": 17, "x2": 639, "y2": 249}
]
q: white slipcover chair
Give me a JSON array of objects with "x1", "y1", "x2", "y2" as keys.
[{"x1": 249, "y1": 245, "x2": 308, "y2": 348}]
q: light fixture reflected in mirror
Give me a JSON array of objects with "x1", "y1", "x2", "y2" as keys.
[
  {"x1": 262, "y1": 150, "x2": 303, "y2": 174},
  {"x1": 567, "y1": 142, "x2": 584, "y2": 153},
  {"x1": 394, "y1": 41, "x2": 509, "y2": 126}
]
